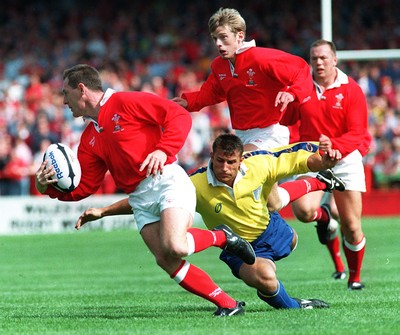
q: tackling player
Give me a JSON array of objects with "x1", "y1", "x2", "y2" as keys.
[{"x1": 75, "y1": 134, "x2": 345, "y2": 310}]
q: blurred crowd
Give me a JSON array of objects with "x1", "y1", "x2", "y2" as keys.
[{"x1": 1, "y1": 0, "x2": 400, "y2": 195}]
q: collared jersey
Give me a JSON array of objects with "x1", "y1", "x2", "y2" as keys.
[
  {"x1": 283, "y1": 68, "x2": 371, "y2": 157},
  {"x1": 182, "y1": 42, "x2": 313, "y2": 131},
  {"x1": 46, "y1": 89, "x2": 192, "y2": 201},
  {"x1": 190, "y1": 142, "x2": 318, "y2": 242}
]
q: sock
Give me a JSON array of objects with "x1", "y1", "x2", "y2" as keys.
[
  {"x1": 326, "y1": 236, "x2": 345, "y2": 272},
  {"x1": 303, "y1": 206, "x2": 324, "y2": 223},
  {"x1": 257, "y1": 281, "x2": 300, "y2": 309},
  {"x1": 315, "y1": 206, "x2": 329, "y2": 223},
  {"x1": 171, "y1": 260, "x2": 236, "y2": 308},
  {"x1": 186, "y1": 228, "x2": 226, "y2": 255},
  {"x1": 279, "y1": 178, "x2": 327, "y2": 206},
  {"x1": 343, "y1": 236, "x2": 366, "y2": 283}
]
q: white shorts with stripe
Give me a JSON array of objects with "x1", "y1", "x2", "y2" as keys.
[
  {"x1": 235, "y1": 124, "x2": 290, "y2": 150},
  {"x1": 128, "y1": 163, "x2": 196, "y2": 231}
]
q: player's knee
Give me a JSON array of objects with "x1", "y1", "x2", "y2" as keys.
[
  {"x1": 293, "y1": 207, "x2": 315, "y2": 222},
  {"x1": 255, "y1": 269, "x2": 277, "y2": 293},
  {"x1": 164, "y1": 242, "x2": 188, "y2": 258}
]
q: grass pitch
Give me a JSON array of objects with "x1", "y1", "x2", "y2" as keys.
[{"x1": 1, "y1": 216, "x2": 399, "y2": 334}]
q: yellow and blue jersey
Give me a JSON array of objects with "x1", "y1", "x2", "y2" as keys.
[{"x1": 190, "y1": 142, "x2": 319, "y2": 242}]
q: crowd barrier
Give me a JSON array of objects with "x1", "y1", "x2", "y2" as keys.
[
  {"x1": 0, "y1": 194, "x2": 207, "y2": 235},
  {"x1": 0, "y1": 190, "x2": 398, "y2": 235}
]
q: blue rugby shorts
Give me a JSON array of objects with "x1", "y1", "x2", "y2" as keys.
[{"x1": 219, "y1": 211, "x2": 294, "y2": 278}]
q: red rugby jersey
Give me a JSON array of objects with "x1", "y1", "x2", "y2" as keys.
[
  {"x1": 45, "y1": 90, "x2": 192, "y2": 200},
  {"x1": 182, "y1": 45, "x2": 313, "y2": 130},
  {"x1": 283, "y1": 69, "x2": 371, "y2": 157}
]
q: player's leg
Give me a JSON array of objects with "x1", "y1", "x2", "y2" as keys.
[
  {"x1": 290, "y1": 179, "x2": 325, "y2": 222},
  {"x1": 240, "y1": 258, "x2": 303, "y2": 309},
  {"x1": 140, "y1": 216, "x2": 240, "y2": 311},
  {"x1": 275, "y1": 169, "x2": 345, "y2": 212},
  {"x1": 291, "y1": 183, "x2": 345, "y2": 278},
  {"x1": 236, "y1": 218, "x2": 328, "y2": 309},
  {"x1": 334, "y1": 190, "x2": 366, "y2": 290}
]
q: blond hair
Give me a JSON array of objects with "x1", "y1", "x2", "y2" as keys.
[{"x1": 208, "y1": 8, "x2": 246, "y2": 36}]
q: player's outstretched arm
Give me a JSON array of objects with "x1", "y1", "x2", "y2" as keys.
[
  {"x1": 307, "y1": 149, "x2": 342, "y2": 172},
  {"x1": 75, "y1": 198, "x2": 132, "y2": 230}
]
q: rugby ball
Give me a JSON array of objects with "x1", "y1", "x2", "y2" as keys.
[{"x1": 44, "y1": 143, "x2": 81, "y2": 192}]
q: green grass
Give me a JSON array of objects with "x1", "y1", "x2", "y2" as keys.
[{"x1": 1, "y1": 217, "x2": 399, "y2": 335}]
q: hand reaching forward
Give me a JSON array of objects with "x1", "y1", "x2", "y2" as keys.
[{"x1": 75, "y1": 208, "x2": 103, "y2": 230}]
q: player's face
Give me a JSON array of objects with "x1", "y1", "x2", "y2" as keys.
[
  {"x1": 310, "y1": 44, "x2": 338, "y2": 83},
  {"x1": 210, "y1": 148, "x2": 243, "y2": 187},
  {"x1": 211, "y1": 25, "x2": 244, "y2": 60},
  {"x1": 62, "y1": 79, "x2": 86, "y2": 118}
]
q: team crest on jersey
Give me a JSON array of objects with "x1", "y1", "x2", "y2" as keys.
[
  {"x1": 215, "y1": 203, "x2": 222, "y2": 213},
  {"x1": 333, "y1": 93, "x2": 344, "y2": 109},
  {"x1": 112, "y1": 113, "x2": 124, "y2": 133},
  {"x1": 253, "y1": 186, "x2": 262, "y2": 201},
  {"x1": 246, "y1": 68, "x2": 256, "y2": 86}
]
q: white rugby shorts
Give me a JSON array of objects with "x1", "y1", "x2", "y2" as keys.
[
  {"x1": 296, "y1": 150, "x2": 366, "y2": 192},
  {"x1": 128, "y1": 163, "x2": 196, "y2": 231},
  {"x1": 235, "y1": 124, "x2": 290, "y2": 150}
]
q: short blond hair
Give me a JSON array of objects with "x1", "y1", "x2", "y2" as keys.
[{"x1": 208, "y1": 8, "x2": 246, "y2": 36}]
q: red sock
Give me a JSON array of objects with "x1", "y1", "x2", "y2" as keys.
[
  {"x1": 315, "y1": 206, "x2": 329, "y2": 223},
  {"x1": 280, "y1": 178, "x2": 326, "y2": 202},
  {"x1": 171, "y1": 260, "x2": 236, "y2": 308},
  {"x1": 326, "y1": 236, "x2": 345, "y2": 272},
  {"x1": 343, "y1": 236, "x2": 366, "y2": 283},
  {"x1": 187, "y1": 228, "x2": 226, "y2": 253},
  {"x1": 302, "y1": 206, "x2": 325, "y2": 223}
]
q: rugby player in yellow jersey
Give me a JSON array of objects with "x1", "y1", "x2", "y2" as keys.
[{"x1": 75, "y1": 134, "x2": 343, "y2": 312}]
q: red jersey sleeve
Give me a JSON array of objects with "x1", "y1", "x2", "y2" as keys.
[{"x1": 182, "y1": 64, "x2": 226, "y2": 112}]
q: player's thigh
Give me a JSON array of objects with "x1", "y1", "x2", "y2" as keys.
[
  {"x1": 141, "y1": 221, "x2": 184, "y2": 274},
  {"x1": 160, "y1": 207, "x2": 193, "y2": 253}
]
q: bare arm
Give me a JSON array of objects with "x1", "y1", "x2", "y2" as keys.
[
  {"x1": 75, "y1": 198, "x2": 132, "y2": 230},
  {"x1": 307, "y1": 149, "x2": 342, "y2": 172}
]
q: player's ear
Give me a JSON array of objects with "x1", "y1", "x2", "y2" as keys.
[{"x1": 237, "y1": 31, "x2": 245, "y2": 42}]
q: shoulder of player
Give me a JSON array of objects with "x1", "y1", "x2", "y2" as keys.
[
  {"x1": 189, "y1": 166, "x2": 208, "y2": 178},
  {"x1": 242, "y1": 150, "x2": 274, "y2": 163}
]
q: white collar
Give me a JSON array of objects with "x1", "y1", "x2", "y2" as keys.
[
  {"x1": 100, "y1": 88, "x2": 116, "y2": 106},
  {"x1": 236, "y1": 40, "x2": 256, "y2": 54},
  {"x1": 83, "y1": 88, "x2": 116, "y2": 133},
  {"x1": 206, "y1": 159, "x2": 248, "y2": 187},
  {"x1": 314, "y1": 68, "x2": 349, "y2": 98}
]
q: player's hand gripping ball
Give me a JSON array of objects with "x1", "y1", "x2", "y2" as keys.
[{"x1": 44, "y1": 143, "x2": 81, "y2": 192}]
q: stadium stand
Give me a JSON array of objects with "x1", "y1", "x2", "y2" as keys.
[{"x1": 1, "y1": 0, "x2": 399, "y2": 214}]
